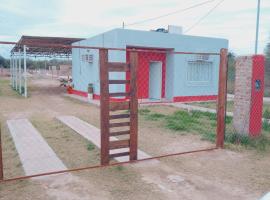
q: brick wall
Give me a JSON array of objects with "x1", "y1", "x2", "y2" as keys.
[{"x1": 233, "y1": 56, "x2": 253, "y2": 135}]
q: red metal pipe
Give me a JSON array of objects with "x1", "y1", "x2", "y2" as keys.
[
  {"x1": 0, "y1": 41, "x2": 221, "y2": 55},
  {"x1": 0, "y1": 147, "x2": 217, "y2": 183}
]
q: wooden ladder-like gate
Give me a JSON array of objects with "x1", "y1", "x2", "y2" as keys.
[{"x1": 99, "y1": 49, "x2": 138, "y2": 165}]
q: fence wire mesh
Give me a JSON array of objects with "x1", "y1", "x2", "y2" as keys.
[{"x1": 0, "y1": 42, "x2": 224, "y2": 180}]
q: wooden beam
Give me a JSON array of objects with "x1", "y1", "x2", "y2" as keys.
[
  {"x1": 109, "y1": 101, "x2": 130, "y2": 111},
  {"x1": 109, "y1": 80, "x2": 130, "y2": 84},
  {"x1": 107, "y1": 62, "x2": 130, "y2": 72},
  {"x1": 109, "y1": 140, "x2": 130, "y2": 150},
  {"x1": 110, "y1": 130, "x2": 130, "y2": 136},
  {"x1": 99, "y1": 49, "x2": 110, "y2": 165},
  {"x1": 109, "y1": 122, "x2": 130, "y2": 128},
  {"x1": 109, "y1": 92, "x2": 130, "y2": 97},
  {"x1": 109, "y1": 114, "x2": 130, "y2": 120},
  {"x1": 216, "y1": 48, "x2": 228, "y2": 148},
  {"x1": 129, "y1": 51, "x2": 138, "y2": 160},
  {"x1": 109, "y1": 152, "x2": 130, "y2": 159}
]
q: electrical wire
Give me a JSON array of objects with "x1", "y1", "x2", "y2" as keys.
[
  {"x1": 184, "y1": 0, "x2": 225, "y2": 33},
  {"x1": 124, "y1": 0, "x2": 216, "y2": 27}
]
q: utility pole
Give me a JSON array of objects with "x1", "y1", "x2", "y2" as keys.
[{"x1": 255, "y1": 0, "x2": 261, "y2": 54}]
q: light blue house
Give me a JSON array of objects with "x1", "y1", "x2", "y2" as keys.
[{"x1": 71, "y1": 27, "x2": 228, "y2": 102}]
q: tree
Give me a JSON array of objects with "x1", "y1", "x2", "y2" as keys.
[
  {"x1": 264, "y1": 42, "x2": 270, "y2": 96},
  {"x1": 0, "y1": 55, "x2": 9, "y2": 68}
]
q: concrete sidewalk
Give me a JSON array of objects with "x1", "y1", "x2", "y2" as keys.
[
  {"x1": 228, "y1": 93, "x2": 270, "y2": 103},
  {"x1": 7, "y1": 119, "x2": 67, "y2": 176},
  {"x1": 57, "y1": 115, "x2": 152, "y2": 162}
]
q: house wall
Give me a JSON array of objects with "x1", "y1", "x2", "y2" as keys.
[{"x1": 71, "y1": 28, "x2": 228, "y2": 100}]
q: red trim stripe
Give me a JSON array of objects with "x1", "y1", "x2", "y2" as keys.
[{"x1": 173, "y1": 95, "x2": 217, "y2": 102}]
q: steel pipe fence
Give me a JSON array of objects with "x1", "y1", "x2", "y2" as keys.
[{"x1": 0, "y1": 42, "x2": 228, "y2": 182}]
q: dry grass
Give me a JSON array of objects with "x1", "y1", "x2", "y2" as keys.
[{"x1": 0, "y1": 77, "x2": 270, "y2": 200}]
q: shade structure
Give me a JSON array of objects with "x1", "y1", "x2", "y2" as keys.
[{"x1": 11, "y1": 35, "x2": 84, "y2": 58}]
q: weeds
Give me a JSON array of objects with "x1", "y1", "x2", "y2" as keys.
[
  {"x1": 139, "y1": 107, "x2": 270, "y2": 151},
  {"x1": 166, "y1": 111, "x2": 197, "y2": 131},
  {"x1": 139, "y1": 109, "x2": 151, "y2": 115},
  {"x1": 145, "y1": 113, "x2": 166, "y2": 121},
  {"x1": 263, "y1": 109, "x2": 270, "y2": 120},
  {"x1": 87, "y1": 143, "x2": 95, "y2": 151},
  {"x1": 263, "y1": 120, "x2": 270, "y2": 131}
]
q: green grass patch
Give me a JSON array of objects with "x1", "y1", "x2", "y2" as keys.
[
  {"x1": 139, "y1": 106, "x2": 270, "y2": 152},
  {"x1": 145, "y1": 113, "x2": 166, "y2": 121},
  {"x1": 166, "y1": 111, "x2": 198, "y2": 131},
  {"x1": 87, "y1": 143, "x2": 95, "y2": 151},
  {"x1": 138, "y1": 108, "x2": 151, "y2": 115},
  {"x1": 263, "y1": 109, "x2": 270, "y2": 120},
  {"x1": 263, "y1": 120, "x2": 270, "y2": 131},
  {"x1": 225, "y1": 132, "x2": 270, "y2": 151}
]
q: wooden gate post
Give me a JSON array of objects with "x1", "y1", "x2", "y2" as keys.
[
  {"x1": 99, "y1": 49, "x2": 110, "y2": 165},
  {"x1": 99, "y1": 48, "x2": 139, "y2": 165},
  {"x1": 216, "y1": 48, "x2": 228, "y2": 148},
  {"x1": 129, "y1": 51, "x2": 138, "y2": 160}
]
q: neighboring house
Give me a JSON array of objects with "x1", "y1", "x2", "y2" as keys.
[{"x1": 71, "y1": 27, "x2": 228, "y2": 102}]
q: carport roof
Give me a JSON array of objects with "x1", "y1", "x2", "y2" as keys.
[{"x1": 11, "y1": 35, "x2": 84, "y2": 58}]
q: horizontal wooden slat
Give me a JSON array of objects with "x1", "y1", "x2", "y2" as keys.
[
  {"x1": 109, "y1": 152, "x2": 130, "y2": 159},
  {"x1": 109, "y1": 92, "x2": 130, "y2": 97},
  {"x1": 109, "y1": 122, "x2": 130, "y2": 128},
  {"x1": 109, "y1": 140, "x2": 130, "y2": 150},
  {"x1": 109, "y1": 114, "x2": 130, "y2": 120},
  {"x1": 109, "y1": 80, "x2": 130, "y2": 84},
  {"x1": 109, "y1": 101, "x2": 130, "y2": 111},
  {"x1": 110, "y1": 130, "x2": 130, "y2": 136},
  {"x1": 107, "y1": 62, "x2": 130, "y2": 72}
]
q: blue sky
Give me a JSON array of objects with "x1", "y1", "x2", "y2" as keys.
[{"x1": 0, "y1": 0, "x2": 270, "y2": 56}]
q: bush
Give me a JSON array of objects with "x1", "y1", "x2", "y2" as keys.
[
  {"x1": 263, "y1": 109, "x2": 270, "y2": 119},
  {"x1": 87, "y1": 143, "x2": 95, "y2": 151}
]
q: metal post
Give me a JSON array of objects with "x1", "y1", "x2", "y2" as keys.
[
  {"x1": 255, "y1": 0, "x2": 261, "y2": 54},
  {"x1": 19, "y1": 49, "x2": 22, "y2": 94},
  {"x1": 15, "y1": 53, "x2": 18, "y2": 91},
  {"x1": 10, "y1": 55, "x2": 12, "y2": 87},
  {"x1": 9, "y1": 56, "x2": 12, "y2": 86},
  {"x1": 12, "y1": 55, "x2": 15, "y2": 89},
  {"x1": 0, "y1": 123, "x2": 3, "y2": 181},
  {"x1": 23, "y1": 45, "x2": 27, "y2": 98}
]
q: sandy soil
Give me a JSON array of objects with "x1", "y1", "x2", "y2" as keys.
[{"x1": 0, "y1": 77, "x2": 269, "y2": 200}]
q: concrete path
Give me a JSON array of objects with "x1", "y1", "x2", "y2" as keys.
[
  {"x1": 7, "y1": 118, "x2": 108, "y2": 200},
  {"x1": 228, "y1": 93, "x2": 270, "y2": 103},
  {"x1": 7, "y1": 118, "x2": 67, "y2": 176},
  {"x1": 57, "y1": 115, "x2": 151, "y2": 162},
  {"x1": 63, "y1": 93, "x2": 100, "y2": 106}
]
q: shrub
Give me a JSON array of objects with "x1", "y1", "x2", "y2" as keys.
[
  {"x1": 87, "y1": 143, "x2": 95, "y2": 151},
  {"x1": 263, "y1": 109, "x2": 270, "y2": 119}
]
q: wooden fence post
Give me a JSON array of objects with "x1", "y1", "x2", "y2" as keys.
[
  {"x1": 216, "y1": 48, "x2": 228, "y2": 148},
  {"x1": 129, "y1": 51, "x2": 138, "y2": 160},
  {"x1": 99, "y1": 49, "x2": 110, "y2": 165}
]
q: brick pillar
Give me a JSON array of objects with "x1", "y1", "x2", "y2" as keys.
[{"x1": 233, "y1": 55, "x2": 265, "y2": 136}]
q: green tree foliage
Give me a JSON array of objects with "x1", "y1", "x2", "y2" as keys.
[
  {"x1": 0, "y1": 55, "x2": 10, "y2": 68},
  {"x1": 264, "y1": 42, "x2": 270, "y2": 96},
  {"x1": 0, "y1": 54, "x2": 71, "y2": 70}
]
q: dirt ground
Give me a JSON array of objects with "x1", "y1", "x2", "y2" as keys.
[{"x1": 0, "y1": 77, "x2": 269, "y2": 200}]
